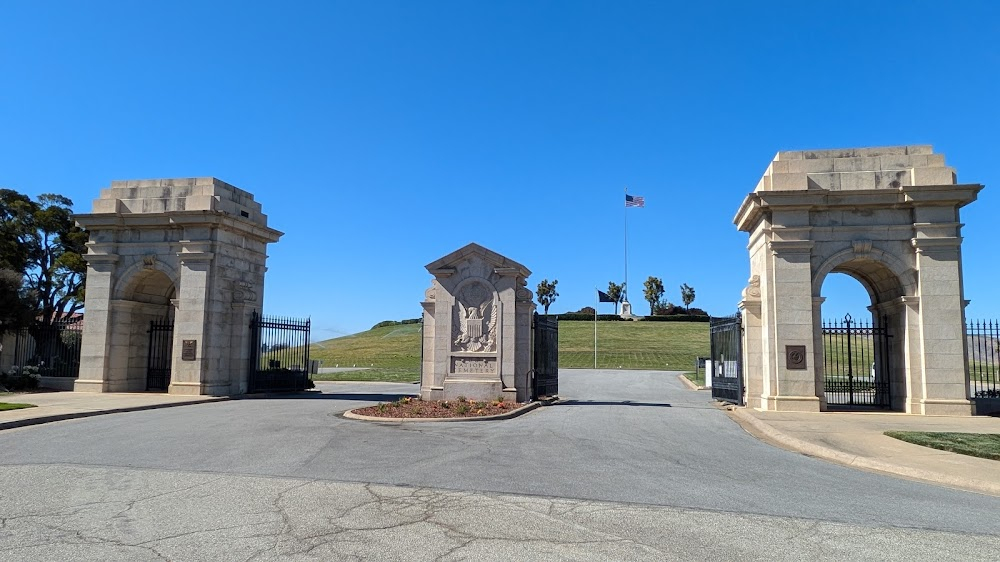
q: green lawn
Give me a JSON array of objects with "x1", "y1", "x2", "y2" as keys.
[
  {"x1": 310, "y1": 324, "x2": 422, "y2": 383},
  {"x1": 884, "y1": 431, "x2": 1000, "y2": 461},
  {"x1": 0, "y1": 402, "x2": 36, "y2": 411},
  {"x1": 308, "y1": 320, "x2": 710, "y2": 382},
  {"x1": 559, "y1": 320, "x2": 709, "y2": 371}
]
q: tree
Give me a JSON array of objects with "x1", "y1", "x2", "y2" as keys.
[
  {"x1": 0, "y1": 189, "x2": 87, "y2": 331},
  {"x1": 536, "y1": 279, "x2": 559, "y2": 316},
  {"x1": 0, "y1": 189, "x2": 37, "y2": 332},
  {"x1": 680, "y1": 283, "x2": 696, "y2": 312},
  {"x1": 23, "y1": 194, "x2": 88, "y2": 326},
  {"x1": 643, "y1": 276, "x2": 665, "y2": 315},
  {"x1": 606, "y1": 281, "x2": 623, "y2": 314}
]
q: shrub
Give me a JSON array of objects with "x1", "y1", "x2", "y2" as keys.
[
  {"x1": 640, "y1": 315, "x2": 711, "y2": 322},
  {"x1": 554, "y1": 313, "x2": 624, "y2": 322},
  {"x1": 372, "y1": 318, "x2": 422, "y2": 330},
  {"x1": 0, "y1": 371, "x2": 39, "y2": 391}
]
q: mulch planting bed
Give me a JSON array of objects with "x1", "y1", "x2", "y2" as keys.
[{"x1": 352, "y1": 396, "x2": 524, "y2": 419}]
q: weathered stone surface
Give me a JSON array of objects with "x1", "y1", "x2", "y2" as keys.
[
  {"x1": 74, "y1": 178, "x2": 282, "y2": 395},
  {"x1": 736, "y1": 146, "x2": 983, "y2": 414},
  {"x1": 421, "y1": 243, "x2": 536, "y2": 402}
]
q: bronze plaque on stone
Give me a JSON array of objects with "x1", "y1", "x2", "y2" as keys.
[
  {"x1": 182, "y1": 340, "x2": 197, "y2": 361},
  {"x1": 786, "y1": 345, "x2": 806, "y2": 369}
]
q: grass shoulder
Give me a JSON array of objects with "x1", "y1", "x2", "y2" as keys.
[
  {"x1": 884, "y1": 431, "x2": 1000, "y2": 461},
  {"x1": 0, "y1": 402, "x2": 36, "y2": 411}
]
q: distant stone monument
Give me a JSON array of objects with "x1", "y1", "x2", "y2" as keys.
[
  {"x1": 74, "y1": 178, "x2": 282, "y2": 395},
  {"x1": 421, "y1": 243, "x2": 536, "y2": 402},
  {"x1": 620, "y1": 300, "x2": 634, "y2": 319},
  {"x1": 736, "y1": 146, "x2": 983, "y2": 415}
]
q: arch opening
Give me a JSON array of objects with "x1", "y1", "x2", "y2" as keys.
[
  {"x1": 117, "y1": 269, "x2": 177, "y2": 391},
  {"x1": 818, "y1": 259, "x2": 904, "y2": 411}
]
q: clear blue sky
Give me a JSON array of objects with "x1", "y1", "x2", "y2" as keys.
[{"x1": 2, "y1": 1, "x2": 997, "y2": 337}]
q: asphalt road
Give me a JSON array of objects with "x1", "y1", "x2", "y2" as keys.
[{"x1": 2, "y1": 370, "x2": 999, "y2": 560}]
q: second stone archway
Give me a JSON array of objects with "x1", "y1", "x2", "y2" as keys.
[{"x1": 735, "y1": 145, "x2": 983, "y2": 415}]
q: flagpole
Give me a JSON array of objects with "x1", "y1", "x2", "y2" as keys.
[
  {"x1": 594, "y1": 289, "x2": 598, "y2": 368},
  {"x1": 624, "y1": 186, "x2": 629, "y2": 303}
]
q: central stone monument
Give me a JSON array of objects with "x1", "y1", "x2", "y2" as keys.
[{"x1": 421, "y1": 243, "x2": 536, "y2": 402}]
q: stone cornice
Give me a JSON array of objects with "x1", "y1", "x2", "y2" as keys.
[
  {"x1": 768, "y1": 240, "x2": 815, "y2": 255},
  {"x1": 493, "y1": 267, "x2": 521, "y2": 277},
  {"x1": 74, "y1": 210, "x2": 283, "y2": 244},
  {"x1": 901, "y1": 184, "x2": 983, "y2": 208},
  {"x1": 424, "y1": 242, "x2": 531, "y2": 277},
  {"x1": 82, "y1": 254, "x2": 119, "y2": 265},
  {"x1": 735, "y1": 184, "x2": 984, "y2": 233},
  {"x1": 178, "y1": 251, "x2": 215, "y2": 264},
  {"x1": 911, "y1": 237, "x2": 962, "y2": 252}
]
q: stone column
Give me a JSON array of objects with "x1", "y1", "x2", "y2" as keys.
[
  {"x1": 811, "y1": 296, "x2": 827, "y2": 410},
  {"x1": 420, "y1": 285, "x2": 437, "y2": 396},
  {"x1": 911, "y1": 230, "x2": 972, "y2": 415},
  {"x1": 169, "y1": 240, "x2": 215, "y2": 395},
  {"x1": 738, "y1": 273, "x2": 763, "y2": 409},
  {"x1": 763, "y1": 233, "x2": 821, "y2": 412},
  {"x1": 74, "y1": 254, "x2": 118, "y2": 392},
  {"x1": 513, "y1": 281, "x2": 535, "y2": 402}
]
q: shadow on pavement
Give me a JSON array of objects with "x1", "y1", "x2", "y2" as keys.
[
  {"x1": 239, "y1": 392, "x2": 416, "y2": 402},
  {"x1": 554, "y1": 399, "x2": 672, "y2": 408}
]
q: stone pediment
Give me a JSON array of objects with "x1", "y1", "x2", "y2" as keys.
[{"x1": 425, "y1": 242, "x2": 531, "y2": 278}]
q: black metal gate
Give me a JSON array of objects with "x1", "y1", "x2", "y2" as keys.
[
  {"x1": 146, "y1": 319, "x2": 174, "y2": 391},
  {"x1": 248, "y1": 312, "x2": 311, "y2": 393},
  {"x1": 533, "y1": 313, "x2": 558, "y2": 399},
  {"x1": 822, "y1": 314, "x2": 891, "y2": 408},
  {"x1": 710, "y1": 313, "x2": 744, "y2": 405}
]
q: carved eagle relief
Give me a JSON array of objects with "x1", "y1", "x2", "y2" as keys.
[{"x1": 453, "y1": 288, "x2": 498, "y2": 352}]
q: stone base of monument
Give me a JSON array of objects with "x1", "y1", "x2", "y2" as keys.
[{"x1": 421, "y1": 381, "x2": 518, "y2": 403}]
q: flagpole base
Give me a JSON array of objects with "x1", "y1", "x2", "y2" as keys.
[{"x1": 620, "y1": 300, "x2": 637, "y2": 320}]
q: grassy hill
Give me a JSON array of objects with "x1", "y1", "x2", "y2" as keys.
[
  {"x1": 308, "y1": 320, "x2": 710, "y2": 382},
  {"x1": 559, "y1": 321, "x2": 709, "y2": 370},
  {"x1": 309, "y1": 323, "x2": 422, "y2": 382}
]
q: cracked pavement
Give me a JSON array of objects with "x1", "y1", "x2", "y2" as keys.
[{"x1": 2, "y1": 370, "x2": 1000, "y2": 560}]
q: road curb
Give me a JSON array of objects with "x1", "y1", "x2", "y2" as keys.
[
  {"x1": 0, "y1": 397, "x2": 231, "y2": 431},
  {"x1": 726, "y1": 407, "x2": 1000, "y2": 497},
  {"x1": 676, "y1": 374, "x2": 705, "y2": 391},
  {"x1": 343, "y1": 397, "x2": 554, "y2": 423}
]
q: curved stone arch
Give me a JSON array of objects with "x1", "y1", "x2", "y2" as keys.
[
  {"x1": 113, "y1": 258, "x2": 180, "y2": 303},
  {"x1": 812, "y1": 247, "x2": 915, "y2": 305},
  {"x1": 451, "y1": 275, "x2": 501, "y2": 303}
]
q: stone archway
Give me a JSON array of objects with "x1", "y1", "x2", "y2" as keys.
[
  {"x1": 736, "y1": 145, "x2": 984, "y2": 415},
  {"x1": 74, "y1": 178, "x2": 282, "y2": 395}
]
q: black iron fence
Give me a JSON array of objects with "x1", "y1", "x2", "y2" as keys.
[
  {"x1": 967, "y1": 319, "x2": 999, "y2": 400},
  {"x1": 822, "y1": 314, "x2": 891, "y2": 408},
  {"x1": 2, "y1": 319, "x2": 84, "y2": 378},
  {"x1": 248, "y1": 312, "x2": 311, "y2": 393},
  {"x1": 146, "y1": 319, "x2": 174, "y2": 391},
  {"x1": 532, "y1": 313, "x2": 558, "y2": 399},
  {"x1": 709, "y1": 313, "x2": 743, "y2": 405}
]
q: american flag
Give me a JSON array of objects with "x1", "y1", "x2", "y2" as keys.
[{"x1": 625, "y1": 194, "x2": 645, "y2": 208}]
